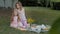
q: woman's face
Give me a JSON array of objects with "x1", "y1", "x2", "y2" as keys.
[{"x1": 16, "y1": 4, "x2": 20, "y2": 9}]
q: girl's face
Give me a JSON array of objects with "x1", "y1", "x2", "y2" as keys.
[{"x1": 16, "y1": 4, "x2": 21, "y2": 9}]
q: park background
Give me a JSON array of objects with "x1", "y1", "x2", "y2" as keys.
[{"x1": 0, "y1": 0, "x2": 60, "y2": 34}]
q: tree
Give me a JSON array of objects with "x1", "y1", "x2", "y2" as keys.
[
  {"x1": 3, "y1": 0, "x2": 5, "y2": 8},
  {"x1": 12, "y1": 0, "x2": 14, "y2": 8},
  {"x1": 37, "y1": 0, "x2": 43, "y2": 6},
  {"x1": 45, "y1": 0, "x2": 50, "y2": 7},
  {"x1": 12, "y1": 0, "x2": 18, "y2": 8}
]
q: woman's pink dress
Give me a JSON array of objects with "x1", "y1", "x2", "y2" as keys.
[{"x1": 10, "y1": 8, "x2": 27, "y2": 28}]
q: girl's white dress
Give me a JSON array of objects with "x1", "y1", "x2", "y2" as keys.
[{"x1": 10, "y1": 8, "x2": 27, "y2": 28}]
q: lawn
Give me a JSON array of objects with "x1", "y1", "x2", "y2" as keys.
[
  {"x1": 0, "y1": 7, "x2": 60, "y2": 34},
  {"x1": 51, "y1": 0, "x2": 60, "y2": 2}
]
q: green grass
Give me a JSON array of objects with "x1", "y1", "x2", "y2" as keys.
[
  {"x1": 49, "y1": 17, "x2": 60, "y2": 34},
  {"x1": 51, "y1": 0, "x2": 60, "y2": 2},
  {"x1": 25, "y1": 7, "x2": 60, "y2": 25},
  {"x1": 0, "y1": 7, "x2": 60, "y2": 34}
]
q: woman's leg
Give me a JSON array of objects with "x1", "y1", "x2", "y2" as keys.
[{"x1": 21, "y1": 20, "x2": 28, "y2": 27}]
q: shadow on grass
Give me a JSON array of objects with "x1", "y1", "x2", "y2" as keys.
[{"x1": 49, "y1": 17, "x2": 60, "y2": 34}]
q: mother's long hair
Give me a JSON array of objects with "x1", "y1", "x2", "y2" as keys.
[{"x1": 15, "y1": 2, "x2": 22, "y2": 10}]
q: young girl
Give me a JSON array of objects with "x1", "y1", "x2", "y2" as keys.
[{"x1": 10, "y1": 2, "x2": 28, "y2": 28}]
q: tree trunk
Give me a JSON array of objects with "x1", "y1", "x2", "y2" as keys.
[
  {"x1": 3, "y1": 0, "x2": 5, "y2": 8},
  {"x1": 46, "y1": 0, "x2": 50, "y2": 7}
]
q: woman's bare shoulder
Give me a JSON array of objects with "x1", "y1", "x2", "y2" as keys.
[
  {"x1": 22, "y1": 7, "x2": 24, "y2": 9},
  {"x1": 22, "y1": 7, "x2": 25, "y2": 11}
]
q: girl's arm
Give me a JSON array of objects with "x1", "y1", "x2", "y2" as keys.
[
  {"x1": 11, "y1": 9, "x2": 17, "y2": 22},
  {"x1": 10, "y1": 9, "x2": 14, "y2": 22},
  {"x1": 13, "y1": 9, "x2": 17, "y2": 16}
]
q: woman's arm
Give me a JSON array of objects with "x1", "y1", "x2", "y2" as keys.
[{"x1": 22, "y1": 8, "x2": 27, "y2": 20}]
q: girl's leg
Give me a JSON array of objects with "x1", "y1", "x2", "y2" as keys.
[{"x1": 10, "y1": 16, "x2": 18, "y2": 28}]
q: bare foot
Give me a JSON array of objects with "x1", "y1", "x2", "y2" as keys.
[{"x1": 18, "y1": 26, "x2": 27, "y2": 31}]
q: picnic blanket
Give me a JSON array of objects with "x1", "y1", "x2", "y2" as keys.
[{"x1": 18, "y1": 24, "x2": 51, "y2": 33}]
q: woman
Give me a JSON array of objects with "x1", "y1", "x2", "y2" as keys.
[{"x1": 10, "y1": 2, "x2": 28, "y2": 28}]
